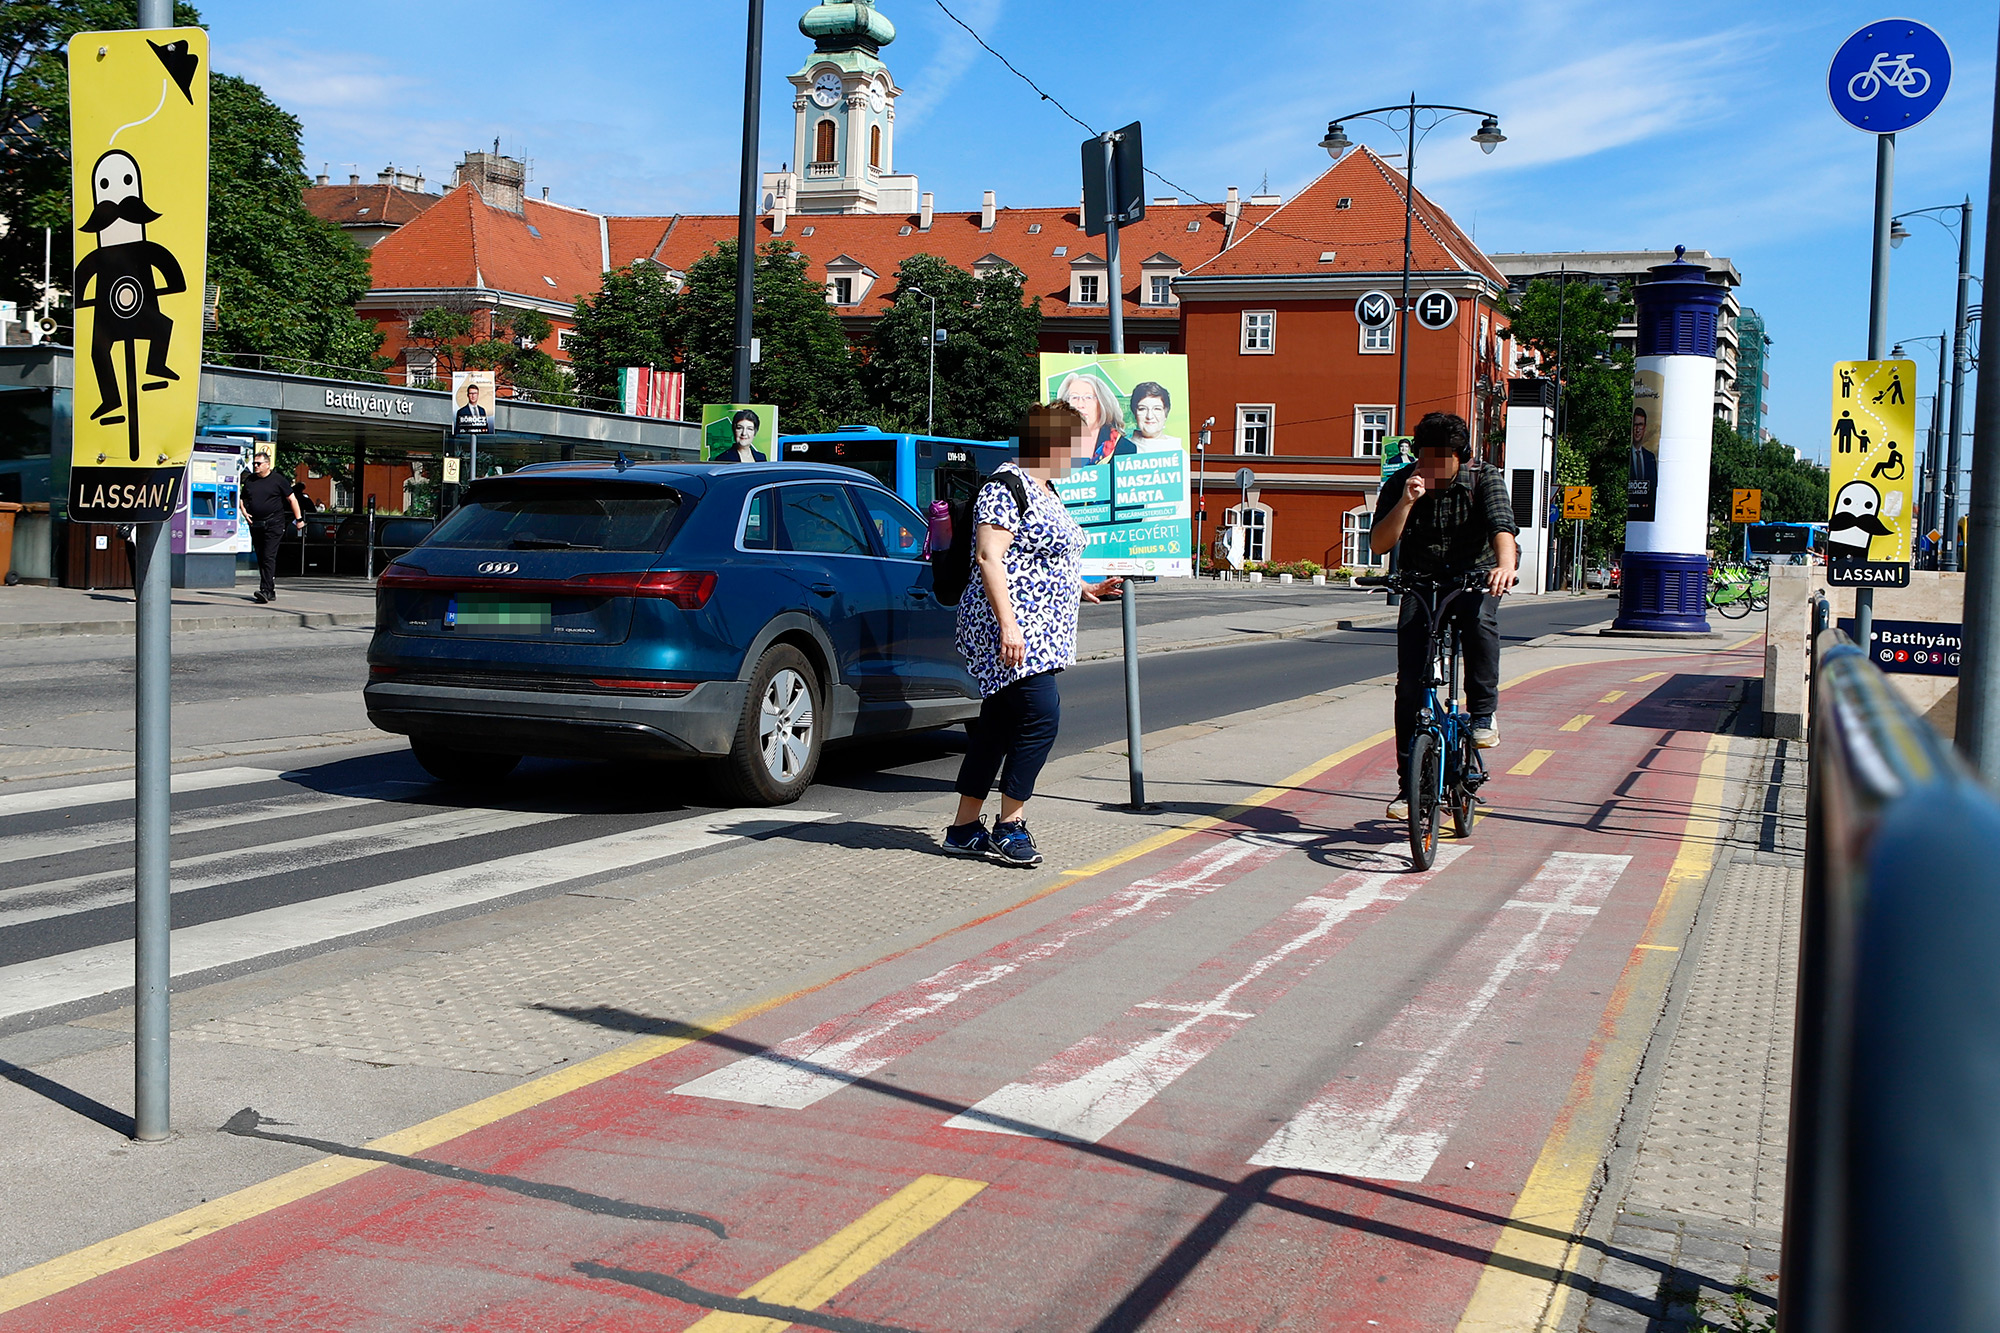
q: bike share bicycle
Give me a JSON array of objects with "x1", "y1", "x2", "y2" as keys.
[{"x1": 1361, "y1": 569, "x2": 1491, "y2": 869}]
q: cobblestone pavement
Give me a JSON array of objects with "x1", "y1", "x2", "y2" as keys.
[
  {"x1": 177, "y1": 813, "x2": 1144, "y2": 1077},
  {"x1": 1569, "y1": 736, "x2": 1804, "y2": 1332}
]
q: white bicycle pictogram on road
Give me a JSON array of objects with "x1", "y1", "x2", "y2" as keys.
[{"x1": 1848, "y1": 51, "x2": 1933, "y2": 101}]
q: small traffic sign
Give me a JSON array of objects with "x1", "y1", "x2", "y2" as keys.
[
  {"x1": 1732, "y1": 488, "x2": 1762, "y2": 523},
  {"x1": 1355, "y1": 290, "x2": 1394, "y2": 329},
  {"x1": 1826, "y1": 359, "x2": 1916, "y2": 587},
  {"x1": 1828, "y1": 19, "x2": 1952, "y2": 133},
  {"x1": 1563, "y1": 485, "x2": 1592, "y2": 520},
  {"x1": 66, "y1": 28, "x2": 209, "y2": 523},
  {"x1": 1413, "y1": 290, "x2": 1457, "y2": 330}
]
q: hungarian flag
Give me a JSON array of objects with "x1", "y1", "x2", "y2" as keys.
[{"x1": 618, "y1": 367, "x2": 684, "y2": 420}]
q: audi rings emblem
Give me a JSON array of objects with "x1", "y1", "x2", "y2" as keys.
[{"x1": 476, "y1": 561, "x2": 520, "y2": 575}]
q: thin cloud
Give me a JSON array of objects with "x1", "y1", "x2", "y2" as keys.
[{"x1": 896, "y1": 0, "x2": 1008, "y2": 132}]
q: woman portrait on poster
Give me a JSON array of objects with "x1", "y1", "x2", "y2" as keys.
[
  {"x1": 1127, "y1": 381, "x2": 1180, "y2": 454},
  {"x1": 719, "y1": 408, "x2": 765, "y2": 463},
  {"x1": 1055, "y1": 372, "x2": 1130, "y2": 463}
]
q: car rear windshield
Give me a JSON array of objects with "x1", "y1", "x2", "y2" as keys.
[{"x1": 422, "y1": 483, "x2": 682, "y2": 552}]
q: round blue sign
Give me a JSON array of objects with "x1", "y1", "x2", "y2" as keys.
[{"x1": 1829, "y1": 18, "x2": 1952, "y2": 133}]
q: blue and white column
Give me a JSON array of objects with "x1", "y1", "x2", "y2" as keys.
[{"x1": 1613, "y1": 247, "x2": 1726, "y2": 634}]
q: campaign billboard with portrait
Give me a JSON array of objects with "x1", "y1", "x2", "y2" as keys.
[
  {"x1": 452, "y1": 370, "x2": 496, "y2": 435},
  {"x1": 1037, "y1": 353, "x2": 1192, "y2": 576},
  {"x1": 701, "y1": 403, "x2": 777, "y2": 463}
]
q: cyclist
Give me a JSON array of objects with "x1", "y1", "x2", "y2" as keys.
[{"x1": 1369, "y1": 412, "x2": 1520, "y2": 820}]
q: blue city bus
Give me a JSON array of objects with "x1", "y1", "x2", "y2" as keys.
[
  {"x1": 1745, "y1": 522, "x2": 1827, "y2": 562},
  {"x1": 776, "y1": 426, "x2": 1015, "y2": 511}
]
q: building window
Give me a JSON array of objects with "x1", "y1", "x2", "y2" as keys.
[
  {"x1": 1138, "y1": 341, "x2": 1169, "y2": 355},
  {"x1": 1343, "y1": 506, "x2": 1384, "y2": 569},
  {"x1": 1068, "y1": 339, "x2": 1098, "y2": 355},
  {"x1": 869, "y1": 124, "x2": 882, "y2": 170},
  {"x1": 1241, "y1": 310, "x2": 1275, "y2": 353},
  {"x1": 1355, "y1": 406, "x2": 1392, "y2": 457},
  {"x1": 831, "y1": 277, "x2": 854, "y2": 305},
  {"x1": 554, "y1": 329, "x2": 576, "y2": 352},
  {"x1": 1233, "y1": 505, "x2": 1271, "y2": 562},
  {"x1": 1362, "y1": 321, "x2": 1392, "y2": 353},
  {"x1": 405, "y1": 351, "x2": 437, "y2": 387},
  {"x1": 1149, "y1": 275, "x2": 1172, "y2": 305},
  {"x1": 1076, "y1": 274, "x2": 1101, "y2": 305},
  {"x1": 1237, "y1": 405, "x2": 1273, "y2": 455},
  {"x1": 1478, "y1": 312, "x2": 1490, "y2": 359},
  {"x1": 814, "y1": 119, "x2": 836, "y2": 164}
]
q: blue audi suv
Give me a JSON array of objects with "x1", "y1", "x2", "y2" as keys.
[{"x1": 364, "y1": 461, "x2": 980, "y2": 803}]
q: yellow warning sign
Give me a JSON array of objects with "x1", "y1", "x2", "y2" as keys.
[
  {"x1": 1732, "y1": 488, "x2": 1761, "y2": 523},
  {"x1": 1562, "y1": 485, "x2": 1592, "y2": 521},
  {"x1": 66, "y1": 27, "x2": 209, "y2": 523},
  {"x1": 1826, "y1": 360, "x2": 1915, "y2": 587}
]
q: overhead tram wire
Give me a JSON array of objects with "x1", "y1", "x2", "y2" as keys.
[{"x1": 932, "y1": 0, "x2": 1382, "y2": 257}]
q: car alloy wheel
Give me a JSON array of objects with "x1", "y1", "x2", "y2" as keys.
[{"x1": 758, "y1": 667, "x2": 815, "y2": 783}]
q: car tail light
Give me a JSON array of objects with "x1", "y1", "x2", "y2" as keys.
[
  {"x1": 588, "y1": 678, "x2": 697, "y2": 695},
  {"x1": 377, "y1": 563, "x2": 428, "y2": 587},
  {"x1": 564, "y1": 570, "x2": 717, "y2": 608},
  {"x1": 368, "y1": 665, "x2": 398, "y2": 679}
]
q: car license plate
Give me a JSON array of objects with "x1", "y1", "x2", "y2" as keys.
[{"x1": 445, "y1": 595, "x2": 553, "y2": 632}]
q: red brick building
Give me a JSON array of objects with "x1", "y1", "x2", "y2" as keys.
[{"x1": 1176, "y1": 148, "x2": 1517, "y2": 569}]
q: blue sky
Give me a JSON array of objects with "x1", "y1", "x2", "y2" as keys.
[{"x1": 202, "y1": 0, "x2": 1996, "y2": 468}]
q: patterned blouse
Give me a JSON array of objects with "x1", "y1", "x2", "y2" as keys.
[{"x1": 955, "y1": 464, "x2": 1086, "y2": 697}]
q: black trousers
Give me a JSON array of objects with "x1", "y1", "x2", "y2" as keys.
[
  {"x1": 1395, "y1": 590, "x2": 1500, "y2": 782},
  {"x1": 955, "y1": 671, "x2": 1061, "y2": 805},
  {"x1": 251, "y1": 522, "x2": 284, "y2": 596}
]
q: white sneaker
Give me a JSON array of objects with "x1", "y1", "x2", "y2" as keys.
[
  {"x1": 1472, "y1": 715, "x2": 1500, "y2": 749},
  {"x1": 1385, "y1": 798, "x2": 1409, "y2": 820}
]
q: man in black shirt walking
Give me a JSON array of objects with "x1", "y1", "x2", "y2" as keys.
[
  {"x1": 239, "y1": 451, "x2": 303, "y2": 603},
  {"x1": 1370, "y1": 412, "x2": 1519, "y2": 820}
]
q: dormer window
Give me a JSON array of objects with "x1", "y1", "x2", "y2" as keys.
[
  {"x1": 1077, "y1": 275, "x2": 1100, "y2": 305},
  {"x1": 1138, "y1": 253, "x2": 1182, "y2": 307},
  {"x1": 824, "y1": 254, "x2": 877, "y2": 306},
  {"x1": 1150, "y1": 276, "x2": 1171, "y2": 304},
  {"x1": 832, "y1": 277, "x2": 854, "y2": 305},
  {"x1": 1069, "y1": 251, "x2": 1109, "y2": 307}
]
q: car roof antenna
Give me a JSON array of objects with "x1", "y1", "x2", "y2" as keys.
[{"x1": 615, "y1": 451, "x2": 631, "y2": 472}]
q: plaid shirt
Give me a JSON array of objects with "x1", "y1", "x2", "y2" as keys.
[{"x1": 1374, "y1": 463, "x2": 1518, "y2": 576}]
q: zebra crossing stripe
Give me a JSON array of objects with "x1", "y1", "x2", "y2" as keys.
[
  {"x1": 0, "y1": 766, "x2": 282, "y2": 819},
  {"x1": 0, "y1": 780, "x2": 428, "y2": 863},
  {"x1": 945, "y1": 845, "x2": 1466, "y2": 1144},
  {"x1": 1248, "y1": 851, "x2": 1630, "y2": 1182},
  {"x1": 0, "y1": 808, "x2": 835, "y2": 1023}
]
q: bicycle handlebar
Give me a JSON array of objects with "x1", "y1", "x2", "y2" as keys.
[{"x1": 1355, "y1": 570, "x2": 1492, "y2": 596}]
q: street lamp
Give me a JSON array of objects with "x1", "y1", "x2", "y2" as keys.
[
  {"x1": 1892, "y1": 331, "x2": 1949, "y2": 561},
  {"x1": 1890, "y1": 198, "x2": 1975, "y2": 570},
  {"x1": 906, "y1": 283, "x2": 938, "y2": 434}
]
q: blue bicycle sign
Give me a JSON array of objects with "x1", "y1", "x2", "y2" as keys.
[{"x1": 1829, "y1": 19, "x2": 1952, "y2": 133}]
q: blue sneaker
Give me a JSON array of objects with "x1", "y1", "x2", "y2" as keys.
[
  {"x1": 942, "y1": 819, "x2": 994, "y2": 856},
  {"x1": 988, "y1": 819, "x2": 1043, "y2": 867}
]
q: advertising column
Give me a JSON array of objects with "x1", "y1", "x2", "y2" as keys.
[{"x1": 1612, "y1": 248, "x2": 1726, "y2": 634}]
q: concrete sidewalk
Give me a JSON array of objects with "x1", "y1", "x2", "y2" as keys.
[
  {"x1": 0, "y1": 620, "x2": 1780, "y2": 1330},
  {"x1": 0, "y1": 578, "x2": 377, "y2": 640}
]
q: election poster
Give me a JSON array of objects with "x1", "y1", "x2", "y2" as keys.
[
  {"x1": 1037, "y1": 353, "x2": 1192, "y2": 576},
  {"x1": 66, "y1": 27, "x2": 209, "y2": 523},
  {"x1": 702, "y1": 404, "x2": 777, "y2": 462},
  {"x1": 451, "y1": 370, "x2": 496, "y2": 434}
]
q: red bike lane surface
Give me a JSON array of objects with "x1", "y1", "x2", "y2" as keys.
[{"x1": 7, "y1": 646, "x2": 1756, "y2": 1333}]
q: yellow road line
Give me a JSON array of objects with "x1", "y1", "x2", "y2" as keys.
[
  {"x1": 1636, "y1": 944, "x2": 1680, "y2": 952},
  {"x1": 1454, "y1": 732, "x2": 1733, "y2": 1332},
  {"x1": 1599, "y1": 690, "x2": 1627, "y2": 703},
  {"x1": 1508, "y1": 749, "x2": 1555, "y2": 777},
  {"x1": 1559, "y1": 714, "x2": 1593, "y2": 732},
  {"x1": 687, "y1": 1175, "x2": 986, "y2": 1332},
  {"x1": 1629, "y1": 672, "x2": 1665, "y2": 682}
]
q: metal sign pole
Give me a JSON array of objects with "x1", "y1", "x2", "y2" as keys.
[
  {"x1": 130, "y1": 0, "x2": 173, "y2": 1144},
  {"x1": 1102, "y1": 132, "x2": 1149, "y2": 809},
  {"x1": 1858, "y1": 131, "x2": 1895, "y2": 649},
  {"x1": 732, "y1": 0, "x2": 765, "y2": 404},
  {"x1": 1959, "y1": 38, "x2": 2000, "y2": 779},
  {"x1": 1943, "y1": 197, "x2": 1974, "y2": 571}
]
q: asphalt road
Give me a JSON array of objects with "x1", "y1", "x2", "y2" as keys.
[{"x1": 0, "y1": 594, "x2": 1617, "y2": 1007}]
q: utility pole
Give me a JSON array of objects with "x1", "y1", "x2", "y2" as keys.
[
  {"x1": 732, "y1": 0, "x2": 765, "y2": 403},
  {"x1": 1959, "y1": 40, "x2": 2000, "y2": 780},
  {"x1": 1943, "y1": 196, "x2": 1974, "y2": 571}
]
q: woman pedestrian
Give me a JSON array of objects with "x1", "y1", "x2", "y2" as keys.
[{"x1": 944, "y1": 402, "x2": 1123, "y2": 866}]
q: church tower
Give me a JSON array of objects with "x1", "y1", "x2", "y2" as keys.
[{"x1": 764, "y1": 1, "x2": 918, "y2": 216}]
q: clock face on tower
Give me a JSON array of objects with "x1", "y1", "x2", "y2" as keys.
[
  {"x1": 866, "y1": 84, "x2": 886, "y2": 113},
  {"x1": 810, "y1": 72, "x2": 842, "y2": 108}
]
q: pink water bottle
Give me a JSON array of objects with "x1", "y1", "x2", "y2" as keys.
[{"x1": 926, "y1": 499, "x2": 952, "y2": 556}]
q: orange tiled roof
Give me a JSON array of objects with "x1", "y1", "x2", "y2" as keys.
[
  {"x1": 302, "y1": 182, "x2": 441, "y2": 229},
  {"x1": 368, "y1": 186, "x2": 613, "y2": 306},
  {"x1": 1189, "y1": 148, "x2": 1505, "y2": 286}
]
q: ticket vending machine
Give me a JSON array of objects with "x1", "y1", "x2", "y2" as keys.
[{"x1": 170, "y1": 436, "x2": 249, "y2": 587}]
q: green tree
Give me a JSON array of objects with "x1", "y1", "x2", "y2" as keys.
[
  {"x1": 0, "y1": 1, "x2": 202, "y2": 313},
  {"x1": 863, "y1": 254, "x2": 1042, "y2": 440},
  {"x1": 1707, "y1": 418, "x2": 1828, "y2": 555},
  {"x1": 404, "y1": 304, "x2": 569, "y2": 402},
  {"x1": 1501, "y1": 278, "x2": 1634, "y2": 559},
  {"x1": 564, "y1": 262, "x2": 675, "y2": 407},
  {"x1": 674, "y1": 238, "x2": 862, "y2": 432},
  {"x1": 203, "y1": 74, "x2": 382, "y2": 378}
]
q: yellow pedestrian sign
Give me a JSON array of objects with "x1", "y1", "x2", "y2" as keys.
[
  {"x1": 1732, "y1": 488, "x2": 1761, "y2": 523},
  {"x1": 1826, "y1": 359, "x2": 1915, "y2": 587},
  {"x1": 66, "y1": 28, "x2": 209, "y2": 523},
  {"x1": 1562, "y1": 485, "x2": 1592, "y2": 520}
]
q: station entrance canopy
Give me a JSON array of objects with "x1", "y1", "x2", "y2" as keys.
[{"x1": 0, "y1": 347, "x2": 700, "y2": 513}]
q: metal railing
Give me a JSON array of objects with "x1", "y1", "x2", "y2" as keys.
[{"x1": 1780, "y1": 597, "x2": 2000, "y2": 1329}]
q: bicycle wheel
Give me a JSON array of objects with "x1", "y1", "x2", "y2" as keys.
[
  {"x1": 1407, "y1": 732, "x2": 1441, "y2": 871},
  {"x1": 1452, "y1": 735, "x2": 1477, "y2": 839},
  {"x1": 1714, "y1": 590, "x2": 1751, "y2": 619},
  {"x1": 1849, "y1": 70, "x2": 1881, "y2": 101},
  {"x1": 1901, "y1": 67, "x2": 1931, "y2": 98},
  {"x1": 1749, "y1": 592, "x2": 1769, "y2": 612}
]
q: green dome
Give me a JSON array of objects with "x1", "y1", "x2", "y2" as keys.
[{"x1": 800, "y1": 1, "x2": 895, "y2": 50}]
